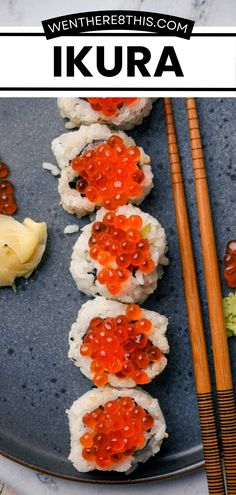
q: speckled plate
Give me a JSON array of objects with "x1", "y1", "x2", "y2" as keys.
[{"x1": 0, "y1": 98, "x2": 235, "y2": 484}]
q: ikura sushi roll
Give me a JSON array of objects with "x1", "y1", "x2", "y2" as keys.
[
  {"x1": 70, "y1": 204, "x2": 168, "y2": 304},
  {"x1": 57, "y1": 97, "x2": 154, "y2": 130},
  {"x1": 67, "y1": 386, "x2": 167, "y2": 472},
  {"x1": 52, "y1": 124, "x2": 153, "y2": 218},
  {"x1": 69, "y1": 297, "x2": 169, "y2": 387}
]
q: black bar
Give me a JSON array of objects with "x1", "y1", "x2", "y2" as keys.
[
  {"x1": 42, "y1": 10, "x2": 194, "y2": 40},
  {"x1": 0, "y1": 87, "x2": 235, "y2": 91},
  {"x1": 0, "y1": 32, "x2": 235, "y2": 37}
]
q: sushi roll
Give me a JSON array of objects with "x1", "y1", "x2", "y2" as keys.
[
  {"x1": 67, "y1": 386, "x2": 167, "y2": 472},
  {"x1": 69, "y1": 296, "x2": 169, "y2": 387},
  {"x1": 57, "y1": 97, "x2": 154, "y2": 130},
  {"x1": 70, "y1": 204, "x2": 168, "y2": 304},
  {"x1": 52, "y1": 124, "x2": 153, "y2": 218}
]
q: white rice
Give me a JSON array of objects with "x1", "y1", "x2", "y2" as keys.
[
  {"x1": 69, "y1": 296, "x2": 169, "y2": 388},
  {"x1": 67, "y1": 386, "x2": 167, "y2": 472},
  {"x1": 52, "y1": 124, "x2": 153, "y2": 218},
  {"x1": 42, "y1": 162, "x2": 61, "y2": 176},
  {"x1": 70, "y1": 204, "x2": 168, "y2": 304},
  {"x1": 57, "y1": 98, "x2": 154, "y2": 130},
  {"x1": 64, "y1": 224, "x2": 80, "y2": 235}
]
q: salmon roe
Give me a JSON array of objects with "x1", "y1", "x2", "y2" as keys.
[
  {"x1": 224, "y1": 240, "x2": 236, "y2": 288},
  {"x1": 80, "y1": 304, "x2": 163, "y2": 386},
  {"x1": 0, "y1": 161, "x2": 17, "y2": 215},
  {"x1": 89, "y1": 212, "x2": 155, "y2": 295},
  {"x1": 80, "y1": 396, "x2": 154, "y2": 468},
  {"x1": 0, "y1": 162, "x2": 9, "y2": 179},
  {"x1": 71, "y1": 135, "x2": 144, "y2": 209},
  {"x1": 86, "y1": 98, "x2": 138, "y2": 117}
]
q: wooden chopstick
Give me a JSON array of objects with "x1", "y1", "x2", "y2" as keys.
[
  {"x1": 163, "y1": 98, "x2": 225, "y2": 495},
  {"x1": 186, "y1": 97, "x2": 236, "y2": 494}
]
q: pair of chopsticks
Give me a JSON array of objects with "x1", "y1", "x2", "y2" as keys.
[{"x1": 163, "y1": 98, "x2": 236, "y2": 495}]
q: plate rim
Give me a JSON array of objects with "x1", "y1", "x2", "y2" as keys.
[{"x1": 0, "y1": 448, "x2": 205, "y2": 484}]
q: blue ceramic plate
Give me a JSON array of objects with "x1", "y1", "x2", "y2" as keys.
[{"x1": 0, "y1": 98, "x2": 235, "y2": 483}]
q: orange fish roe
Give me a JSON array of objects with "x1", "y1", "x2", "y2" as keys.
[
  {"x1": 88, "y1": 212, "x2": 155, "y2": 295},
  {"x1": 80, "y1": 396, "x2": 154, "y2": 468},
  {"x1": 71, "y1": 135, "x2": 145, "y2": 209},
  {"x1": 86, "y1": 98, "x2": 138, "y2": 117},
  {"x1": 80, "y1": 304, "x2": 163, "y2": 386},
  {"x1": 0, "y1": 161, "x2": 17, "y2": 215},
  {"x1": 0, "y1": 162, "x2": 9, "y2": 179},
  {"x1": 224, "y1": 240, "x2": 236, "y2": 288}
]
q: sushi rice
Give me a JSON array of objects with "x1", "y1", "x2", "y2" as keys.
[
  {"x1": 57, "y1": 98, "x2": 154, "y2": 130},
  {"x1": 70, "y1": 204, "x2": 168, "y2": 304},
  {"x1": 69, "y1": 296, "x2": 169, "y2": 388},
  {"x1": 67, "y1": 386, "x2": 167, "y2": 472},
  {"x1": 52, "y1": 124, "x2": 153, "y2": 218},
  {"x1": 53, "y1": 99, "x2": 168, "y2": 476}
]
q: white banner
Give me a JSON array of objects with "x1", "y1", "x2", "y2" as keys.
[{"x1": 0, "y1": 27, "x2": 235, "y2": 96}]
